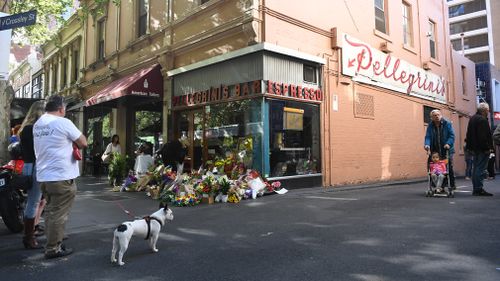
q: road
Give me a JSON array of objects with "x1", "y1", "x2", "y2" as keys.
[{"x1": 0, "y1": 176, "x2": 499, "y2": 281}]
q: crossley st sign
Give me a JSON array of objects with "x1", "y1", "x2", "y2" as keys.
[
  {"x1": 0, "y1": 10, "x2": 37, "y2": 31},
  {"x1": 342, "y1": 34, "x2": 446, "y2": 104}
]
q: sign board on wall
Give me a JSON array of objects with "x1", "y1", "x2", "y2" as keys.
[
  {"x1": 0, "y1": 12, "x2": 12, "y2": 80},
  {"x1": 341, "y1": 34, "x2": 446, "y2": 104}
]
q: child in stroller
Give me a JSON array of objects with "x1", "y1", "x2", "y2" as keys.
[{"x1": 427, "y1": 151, "x2": 454, "y2": 197}]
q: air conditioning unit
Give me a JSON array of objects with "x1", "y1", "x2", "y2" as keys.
[
  {"x1": 422, "y1": 61, "x2": 431, "y2": 70},
  {"x1": 379, "y1": 41, "x2": 392, "y2": 53}
]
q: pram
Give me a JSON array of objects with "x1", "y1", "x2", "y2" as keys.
[{"x1": 425, "y1": 150, "x2": 454, "y2": 198}]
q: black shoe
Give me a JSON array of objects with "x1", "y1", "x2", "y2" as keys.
[
  {"x1": 45, "y1": 247, "x2": 73, "y2": 259},
  {"x1": 472, "y1": 190, "x2": 493, "y2": 196}
]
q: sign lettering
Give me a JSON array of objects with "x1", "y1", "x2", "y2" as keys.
[
  {"x1": 342, "y1": 34, "x2": 446, "y2": 103},
  {"x1": 0, "y1": 10, "x2": 37, "y2": 31}
]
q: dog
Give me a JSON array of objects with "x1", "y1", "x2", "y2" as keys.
[{"x1": 111, "y1": 204, "x2": 174, "y2": 266}]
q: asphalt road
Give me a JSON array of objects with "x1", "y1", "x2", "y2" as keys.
[{"x1": 0, "y1": 176, "x2": 499, "y2": 281}]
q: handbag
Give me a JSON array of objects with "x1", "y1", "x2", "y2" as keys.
[
  {"x1": 101, "y1": 153, "x2": 111, "y2": 163},
  {"x1": 73, "y1": 143, "x2": 82, "y2": 161}
]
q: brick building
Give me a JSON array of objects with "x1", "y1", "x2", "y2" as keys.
[{"x1": 45, "y1": 0, "x2": 476, "y2": 187}]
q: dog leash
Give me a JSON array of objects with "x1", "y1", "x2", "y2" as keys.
[{"x1": 113, "y1": 201, "x2": 136, "y2": 218}]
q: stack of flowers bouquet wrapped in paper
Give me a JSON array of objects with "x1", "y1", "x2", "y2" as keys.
[{"x1": 154, "y1": 162, "x2": 286, "y2": 207}]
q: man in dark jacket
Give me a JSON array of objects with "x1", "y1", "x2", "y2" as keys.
[
  {"x1": 424, "y1": 109, "x2": 456, "y2": 189},
  {"x1": 466, "y1": 102, "x2": 494, "y2": 196},
  {"x1": 159, "y1": 137, "x2": 188, "y2": 172}
]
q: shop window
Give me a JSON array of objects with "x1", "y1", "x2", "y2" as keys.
[
  {"x1": 303, "y1": 65, "x2": 317, "y2": 84},
  {"x1": 204, "y1": 100, "x2": 263, "y2": 173},
  {"x1": 269, "y1": 100, "x2": 321, "y2": 177},
  {"x1": 423, "y1": 105, "x2": 436, "y2": 124},
  {"x1": 375, "y1": 0, "x2": 387, "y2": 34}
]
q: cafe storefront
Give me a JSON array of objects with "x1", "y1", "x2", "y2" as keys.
[{"x1": 168, "y1": 44, "x2": 324, "y2": 188}]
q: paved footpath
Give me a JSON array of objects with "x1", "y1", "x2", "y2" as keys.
[{"x1": 0, "y1": 176, "x2": 499, "y2": 281}]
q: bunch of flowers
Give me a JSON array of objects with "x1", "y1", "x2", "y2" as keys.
[
  {"x1": 147, "y1": 185, "x2": 161, "y2": 200},
  {"x1": 265, "y1": 181, "x2": 282, "y2": 192},
  {"x1": 120, "y1": 172, "x2": 137, "y2": 192},
  {"x1": 173, "y1": 193, "x2": 200, "y2": 207},
  {"x1": 195, "y1": 173, "x2": 219, "y2": 196},
  {"x1": 217, "y1": 175, "x2": 231, "y2": 195}
]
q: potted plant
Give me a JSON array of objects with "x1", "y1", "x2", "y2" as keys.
[
  {"x1": 108, "y1": 152, "x2": 127, "y2": 186},
  {"x1": 218, "y1": 175, "x2": 231, "y2": 203}
]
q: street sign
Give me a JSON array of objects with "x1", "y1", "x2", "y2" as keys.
[{"x1": 0, "y1": 10, "x2": 37, "y2": 31}]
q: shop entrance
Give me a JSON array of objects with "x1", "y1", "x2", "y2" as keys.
[{"x1": 175, "y1": 109, "x2": 205, "y2": 172}]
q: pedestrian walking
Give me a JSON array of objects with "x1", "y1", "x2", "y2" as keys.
[
  {"x1": 33, "y1": 95, "x2": 88, "y2": 259},
  {"x1": 18, "y1": 100, "x2": 46, "y2": 249},
  {"x1": 465, "y1": 102, "x2": 494, "y2": 196},
  {"x1": 424, "y1": 109, "x2": 456, "y2": 189},
  {"x1": 486, "y1": 125, "x2": 497, "y2": 179},
  {"x1": 464, "y1": 140, "x2": 473, "y2": 180},
  {"x1": 102, "y1": 134, "x2": 121, "y2": 164}
]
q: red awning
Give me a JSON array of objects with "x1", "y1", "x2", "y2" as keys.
[{"x1": 85, "y1": 64, "x2": 163, "y2": 106}]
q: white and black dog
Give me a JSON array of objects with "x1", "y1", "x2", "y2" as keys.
[{"x1": 111, "y1": 204, "x2": 174, "y2": 266}]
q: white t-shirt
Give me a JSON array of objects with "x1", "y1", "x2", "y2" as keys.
[
  {"x1": 134, "y1": 154, "x2": 154, "y2": 175},
  {"x1": 33, "y1": 113, "x2": 83, "y2": 181}
]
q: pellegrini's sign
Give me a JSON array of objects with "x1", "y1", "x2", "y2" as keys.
[
  {"x1": 342, "y1": 34, "x2": 446, "y2": 104},
  {"x1": 172, "y1": 80, "x2": 322, "y2": 108}
]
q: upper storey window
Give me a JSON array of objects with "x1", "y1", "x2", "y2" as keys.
[
  {"x1": 375, "y1": 0, "x2": 387, "y2": 34},
  {"x1": 402, "y1": 2, "x2": 413, "y2": 46},
  {"x1": 428, "y1": 20, "x2": 437, "y2": 59},
  {"x1": 138, "y1": 0, "x2": 148, "y2": 37},
  {"x1": 97, "y1": 19, "x2": 105, "y2": 60}
]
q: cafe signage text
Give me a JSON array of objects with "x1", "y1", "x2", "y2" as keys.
[
  {"x1": 342, "y1": 34, "x2": 446, "y2": 103},
  {"x1": 172, "y1": 80, "x2": 262, "y2": 107},
  {"x1": 173, "y1": 80, "x2": 323, "y2": 107}
]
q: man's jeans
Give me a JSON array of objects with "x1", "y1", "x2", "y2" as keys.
[{"x1": 472, "y1": 152, "x2": 489, "y2": 192}]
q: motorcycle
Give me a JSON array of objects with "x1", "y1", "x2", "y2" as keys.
[{"x1": 0, "y1": 165, "x2": 28, "y2": 233}]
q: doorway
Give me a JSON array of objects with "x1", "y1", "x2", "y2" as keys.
[{"x1": 174, "y1": 109, "x2": 205, "y2": 171}]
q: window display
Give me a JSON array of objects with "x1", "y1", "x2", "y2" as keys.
[{"x1": 269, "y1": 100, "x2": 321, "y2": 177}]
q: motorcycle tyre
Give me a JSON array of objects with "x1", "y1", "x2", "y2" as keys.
[{"x1": 0, "y1": 190, "x2": 24, "y2": 233}]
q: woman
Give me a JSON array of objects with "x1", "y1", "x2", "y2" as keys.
[
  {"x1": 18, "y1": 100, "x2": 46, "y2": 249},
  {"x1": 102, "y1": 134, "x2": 121, "y2": 163}
]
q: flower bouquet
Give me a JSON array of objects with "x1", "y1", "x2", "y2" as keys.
[{"x1": 119, "y1": 171, "x2": 137, "y2": 192}]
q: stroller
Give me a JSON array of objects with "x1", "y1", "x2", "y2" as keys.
[{"x1": 425, "y1": 150, "x2": 454, "y2": 198}]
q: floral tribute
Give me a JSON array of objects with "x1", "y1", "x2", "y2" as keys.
[{"x1": 122, "y1": 162, "x2": 285, "y2": 207}]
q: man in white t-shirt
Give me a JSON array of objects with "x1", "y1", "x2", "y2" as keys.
[{"x1": 33, "y1": 95, "x2": 87, "y2": 259}]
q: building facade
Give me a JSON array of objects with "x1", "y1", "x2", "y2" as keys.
[
  {"x1": 447, "y1": 0, "x2": 500, "y2": 65},
  {"x1": 67, "y1": 0, "x2": 476, "y2": 187}
]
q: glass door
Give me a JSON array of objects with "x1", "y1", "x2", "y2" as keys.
[{"x1": 174, "y1": 109, "x2": 205, "y2": 172}]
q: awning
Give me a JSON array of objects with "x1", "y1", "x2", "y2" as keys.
[{"x1": 85, "y1": 64, "x2": 163, "y2": 106}]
